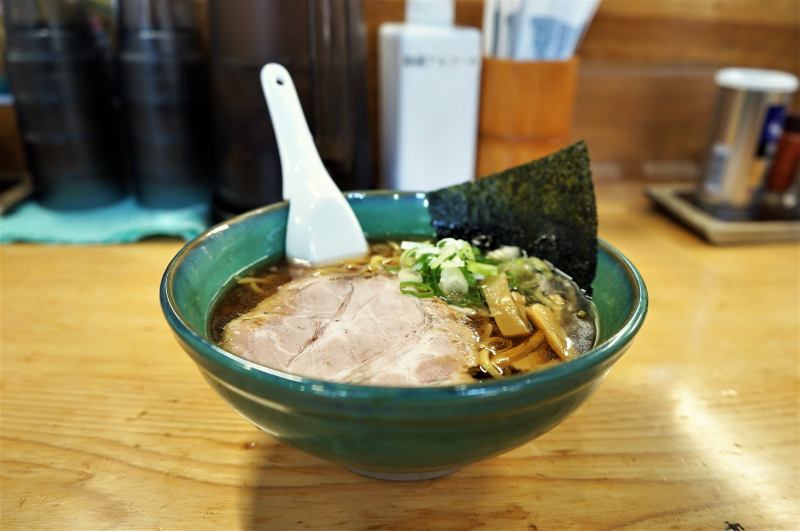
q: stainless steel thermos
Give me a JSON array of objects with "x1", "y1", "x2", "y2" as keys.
[{"x1": 699, "y1": 68, "x2": 798, "y2": 219}]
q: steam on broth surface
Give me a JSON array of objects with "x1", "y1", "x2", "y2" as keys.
[{"x1": 210, "y1": 239, "x2": 596, "y2": 386}]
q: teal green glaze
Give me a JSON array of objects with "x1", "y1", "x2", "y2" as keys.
[
  {"x1": 347, "y1": 191, "x2": 435, "y2": 239},
  {"x1": 593, "y1": 249, "x2": 637, "y2": 342},
  {"x1": 161, "y1": 192, "x2": 648, "y2": 476}
]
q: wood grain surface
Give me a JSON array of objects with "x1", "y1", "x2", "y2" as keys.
[{"x1": 1, "y1": 183, "x2": 799, "y2": 530}]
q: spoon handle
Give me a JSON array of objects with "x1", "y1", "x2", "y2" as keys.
[{"x1": 260, "y1": 63, "x2": 327, "y2": 201}]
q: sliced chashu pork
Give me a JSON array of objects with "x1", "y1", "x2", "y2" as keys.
[{"x1": 221, "y1": 274, "x2": 478, "y2": 386}]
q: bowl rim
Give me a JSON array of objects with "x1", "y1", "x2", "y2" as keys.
[{"x1": 161, "y1": 191, "x2": 648, "y2": 400}]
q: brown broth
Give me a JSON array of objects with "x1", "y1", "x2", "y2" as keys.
[
  {"x1": 209, "y1": 266, "x2": 295, "y2": 342},
  {"x1": 209, "y1": 242, "x2": 597, "y2": 381}
]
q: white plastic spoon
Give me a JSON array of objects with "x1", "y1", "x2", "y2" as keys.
[{"x1": 260, "y1": 63, "x2": 368, "y2": 266}]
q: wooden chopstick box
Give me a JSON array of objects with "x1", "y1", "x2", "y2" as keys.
[{"x1": 477, "y1": 57, "x2": 579, "y2": 177}]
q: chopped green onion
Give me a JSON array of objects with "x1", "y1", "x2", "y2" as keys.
[
  {"x1": 467, "y1": 261, "x2": 498, "y2": 278},
  {"x1": 439, "y1": 266, "x2": 469, "y2": 297},
  {"x1": 398, "y1": 269, "x2": 423, "y2": 283},
  {"x1": 399, "y1": 281, "x2": 435, "y2": 298}
]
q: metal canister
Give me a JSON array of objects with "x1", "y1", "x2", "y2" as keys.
[
  {"x1": 698, "y1": 68, "x2": 798, "y2": 219},
  {"x1": 208, "y1": 0, "x2": 371, "y2": 221},
  {"x1": 4, "y1": 0, "x2": 125, "y2": 209},
  {"x1": 117, "y1": 0, "x2": 213, "y2": 209}
]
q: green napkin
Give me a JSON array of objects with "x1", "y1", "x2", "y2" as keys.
[{"x1": 0, "y1": 198, "x2": 209, "y2": 244}]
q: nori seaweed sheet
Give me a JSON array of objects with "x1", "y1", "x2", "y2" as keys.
[{"x1": 427, "y1": 141, "x2": 597, "y2": 291}]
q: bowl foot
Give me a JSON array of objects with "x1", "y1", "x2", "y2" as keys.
[{"x1": 347, "y1": 467, "x2": 458, "y2": 481}]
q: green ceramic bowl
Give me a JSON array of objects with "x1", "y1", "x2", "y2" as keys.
[{"x1": 161, "y1": 192, "x2": 648, "y2": 480}]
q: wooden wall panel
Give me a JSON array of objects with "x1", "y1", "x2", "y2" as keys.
[
  {"x1": 572, "y1": 64, "x2": 720, "y2": 180},
  {"x1": 575, "y1": 0, "x2": 799, "y2": 180},
  {"x1": 580, "y1": 0, "x2": 800, "y2": 70},
  {"x1": 362, "y1": 0, "x2": 800, "y2": 181}
]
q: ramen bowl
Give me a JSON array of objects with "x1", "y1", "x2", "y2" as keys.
[{"x1": 160, "y1": 192, "x2": 648, "y2": 480}]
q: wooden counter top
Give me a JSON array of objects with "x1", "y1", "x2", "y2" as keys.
[{"x1": 2, "y1": 183, "x2": 798, "y2": 529}]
